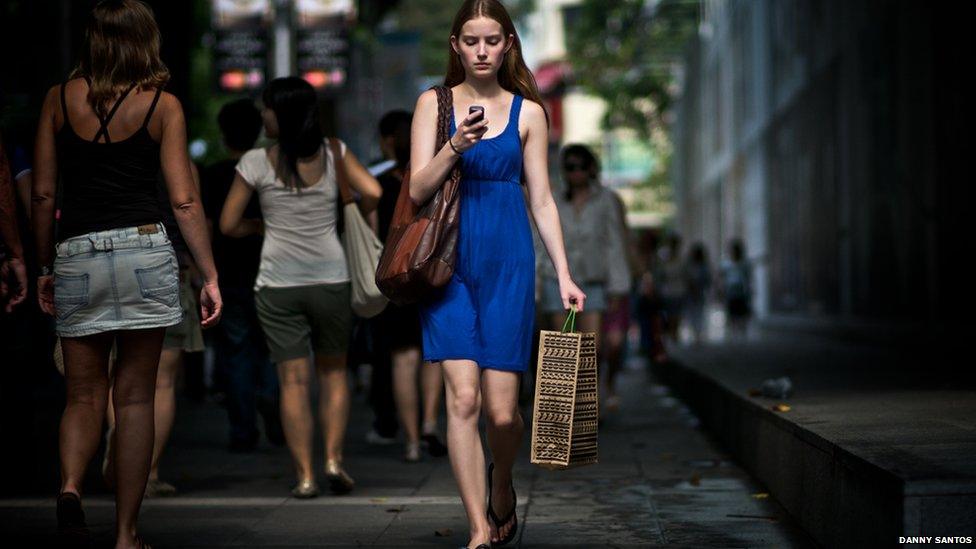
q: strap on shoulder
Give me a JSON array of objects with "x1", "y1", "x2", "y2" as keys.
[
  {"x1": 509, "y1": 94, "x2": 523, "y2": 126},
  {"x1": 59, "y1": 82, "x2": 69, "y2": 122},
  {"x1": 329, "y1": 138, "x2": 354, "y2": 206},
  {"x1": 142, "y1": 86, "x2": 164, "y2": 129},
  {"x1": 432, "y1": 85, "x2": 453, "y2": 150}
]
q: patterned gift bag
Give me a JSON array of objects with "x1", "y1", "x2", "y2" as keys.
[{"x1": 530, "y1": 306, "x2": 599, "y2": 469}]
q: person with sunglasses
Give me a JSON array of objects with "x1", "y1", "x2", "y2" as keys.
[{"x1": 537, "y1": 144, "x2": 630, "y2": 412}]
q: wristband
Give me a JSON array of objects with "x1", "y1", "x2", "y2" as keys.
[{"x1": 448, "y1": 138, "x2": 463, "y2": 156}]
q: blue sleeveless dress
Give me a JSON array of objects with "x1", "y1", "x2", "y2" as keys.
[{"x1": 419, "y1": 94, "x2": 535, "y2": 372}]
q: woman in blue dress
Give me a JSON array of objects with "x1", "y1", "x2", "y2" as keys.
[{"x1": 408, "y1": 2, "x2": 585, "y2": 548}]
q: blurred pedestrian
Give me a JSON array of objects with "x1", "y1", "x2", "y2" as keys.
[
  {"x1": 655, "y1": 233, "x2": 685, "y2": 342},
  {"x1": 636, "y1": 232, "x2": 668, "y2": 363},
  {"x1": 537, "y1": 144, "x2": 628, "y2": 412},
  {"x1": 370, "y1": 110, "x2": 448, "y2": 462},
  {"x1": 220, "y1": 76, "x2": 381, "y2": 498},
  {"x1": 684, "y1": 242, "x2": 712, "y2": 344},
  {"x1": 408, "y1": 1, "x2": 586, "y2": 546},
  {"x1": 203, "y1": 98, "x2": 283, "y2": 452},
  {"x1": 0, "y1": 134, "x2": 27, "y2": 312},
  {"x1": 721, "y1": 239, "x2": 752, "y2": 337},
  {"x1": 31, "y1": 1, "x2": 221, "y2": 546}
]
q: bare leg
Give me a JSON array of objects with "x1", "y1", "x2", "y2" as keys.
[
  {"x1": 420, "y1": 359, "x2": 444, "y2": 433},
  {"x1": 441, "y1": 359, "x2": 491, "y2": 548},
  {"x1": 314, "y1": 353, "x2": 349, "y2": 463},
  {"x1": 277, "y1": 357, "x2": 314, "y2": 482},
  {"x1": 148, "y1": 348, "x2": 182, "y2": 482},
  {"x1": 112, "y1": 327, "x2": 165, "y2": 549},
  {"x1": 392, "y1": 347, "x2": 421, "y2": 446},
  {"x1": 481, "y1": 369, "x2": 523, "y2": 544},
  {"x1": 59, "y1": 332, "x2": 114, "y2": 498}
]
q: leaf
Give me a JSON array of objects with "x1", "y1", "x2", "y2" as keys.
[
  {"x1": 689, "y1": 472, "x2": 701, "y2": 486},
  {"x1": 747, "y1": 388, "x2": 762, "y2": 397},
  {"x1": 434, "y1": 528, "x2": 453, "y2": 537},
  {"x1": 771, "y1": 404, "x2": 791, "y2": 412},
  {"x1": 752, "y1": 492, "x2": 770, "y2": 499}
]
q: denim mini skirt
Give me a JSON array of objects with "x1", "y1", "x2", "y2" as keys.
[{"x1": 54, "y1": 223, "x2": 184, "y2": 337}]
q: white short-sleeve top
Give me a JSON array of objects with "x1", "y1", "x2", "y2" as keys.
[{"x1": 235, "y1": 140, "x2": 349, "y2": 290}]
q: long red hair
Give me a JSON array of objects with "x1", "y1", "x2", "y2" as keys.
[{"x1": 444, "y1": 0, "x2": 546, "y2": 121}]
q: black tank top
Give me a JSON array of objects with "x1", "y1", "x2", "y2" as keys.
[{"x1": 56, "y1": 79, "x2": 164, "y2": 241}]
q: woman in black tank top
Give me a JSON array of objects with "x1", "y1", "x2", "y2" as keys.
[{"x1": 31, "y1": 2, "x2": 222, "y2": 547}]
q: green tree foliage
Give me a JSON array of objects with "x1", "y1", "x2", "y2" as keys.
[{"x1": 565, "y1": 0, "x2": 697, "y2": 138}]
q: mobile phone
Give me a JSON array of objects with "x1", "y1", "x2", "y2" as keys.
[{"x1": 469, "y1": 105, "x2": 485, "y2": 123}]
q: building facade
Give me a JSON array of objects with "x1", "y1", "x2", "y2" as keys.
[{"x1": 673, "y1": 0, "x2": 971, "y2": 332}]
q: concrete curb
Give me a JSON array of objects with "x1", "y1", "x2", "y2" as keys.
[{"x1": 650, "y1": 358, "x2": 969, "y2": 548}]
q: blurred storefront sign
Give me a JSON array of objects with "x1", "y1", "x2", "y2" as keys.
[
  {"x1": 295, "y1": 0, "x2": 354, "y2": 93},
  {"x1": 211, "y1": 0, "x2": 272, "y2": 92},
  {"x1": 535, "y1": 60, "x2": 571, "y2": 145}
]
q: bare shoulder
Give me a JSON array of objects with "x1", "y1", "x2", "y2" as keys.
[
  {"x1": 415, "y1": 89, "x2": 438, "y2": 112},
  {"x1": 521, "y1": 99, "x2": 547, "y2": 124},
  {"x1": 156, "y1": 91, "x2": 183, "y2": 114},
  {"x1": 43, "y1": 85, "x2": 60, "y2": 107}
]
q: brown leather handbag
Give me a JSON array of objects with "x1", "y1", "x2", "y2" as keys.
[{"x1": 374, "y1": 86, "x2": 461, "y2": 305}]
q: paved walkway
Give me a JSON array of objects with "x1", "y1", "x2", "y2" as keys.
[{"x1": 0, "y1": 360, "x2": 815, "y2": 547}]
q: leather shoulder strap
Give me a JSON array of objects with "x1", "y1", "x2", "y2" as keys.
[{"x1": 432, "y1": 85, "x2": 453, "y2": 150}]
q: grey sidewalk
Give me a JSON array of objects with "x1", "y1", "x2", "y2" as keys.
[{"x1": 0, "y1": 362, "x2": 814, "y2": 547}]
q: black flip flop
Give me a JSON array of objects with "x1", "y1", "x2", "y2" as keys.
[{"x1": 486, "y1": 463, "x2": 518, "y2": 547}]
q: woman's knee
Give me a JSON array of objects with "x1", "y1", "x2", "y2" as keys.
[
  {"x1": 112, "y1": 378, "x2": 155, "y2": 408},
  {"x1": 447, "y1": 387, "x2": 480, "y2": 420},
  {"x1": 487, "y1": 407, "x2": 522, "y2": 431},
  {"x1": 65, "y1": 376, "x2": 109, "y2": 407}
]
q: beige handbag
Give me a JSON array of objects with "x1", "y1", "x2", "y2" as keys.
[
  {"x1": 530, "y1": 306, "x2": 599, "y2": 469},
  {"x1": 330, "y1": 139, "x2": 388, "y2": 318}
]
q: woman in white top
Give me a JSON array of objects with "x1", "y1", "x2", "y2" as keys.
[{"x1": 220, "y1": 77, "x2": 381, "y2": 498}]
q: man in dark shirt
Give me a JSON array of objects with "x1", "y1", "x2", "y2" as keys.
[{"x1": 202, "y1": 99, "x2": 283, "y2": 451}]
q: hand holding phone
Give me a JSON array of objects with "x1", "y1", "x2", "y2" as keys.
[
  {"x1": 450, "y1": 105, "x2": 489, "y2": 155},
  {"x1": 468, "y1": 105, "x2": 485, "y2": 123}
]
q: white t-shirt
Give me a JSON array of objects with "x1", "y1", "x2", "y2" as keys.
[{"x1": 235, "y1": 140, "x2": 349, "y2": 290}]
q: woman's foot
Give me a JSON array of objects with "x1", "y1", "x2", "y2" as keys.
[
  {"x1": 57, "y1": 491, "x2": 90, "y2": 542},
  {"x1": 115, "y1": 534, "x2": 152, "y2": 549},
  {"x1": 487, "y1": 463, "x2": 518, "y2": 546},
  {"x1": 324, "y1": 459, "x2": 355, "y2": 494},
  {"x1": 404, "y1": 441, "x2": 422, "y2": 463},
  {"x1": 291, "y1": 478, "x2": 320, "y2": 498},
  {"x1": 421, "y1": 432, "x2": 448, "y2": 457},
  {"x1": 144, "y1": 478, "x2": 177, "y2": 498}
]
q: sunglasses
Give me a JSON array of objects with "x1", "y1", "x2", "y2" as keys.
[{"x1": 564, "y1": 162, "x2": 588, "y2": 172}]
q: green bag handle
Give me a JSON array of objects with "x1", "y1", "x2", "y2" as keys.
[{"x1": 561, "y1": 304, "x2": 578, "y2": 333}]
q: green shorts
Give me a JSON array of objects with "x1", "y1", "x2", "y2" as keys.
[
  {"x1": 255, "y1": 283, "x2": 352, "y2": 363},
  {"x1": 163, "y1": 272, "x2": 204, "y2": 352}
]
